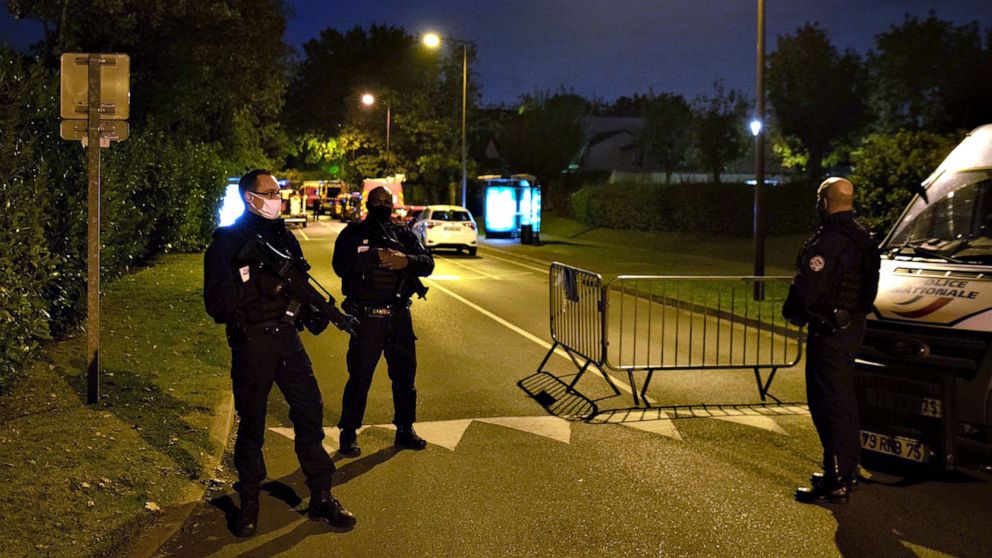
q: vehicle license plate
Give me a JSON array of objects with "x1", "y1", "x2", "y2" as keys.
[
  {"x1": 864, "y1": 388, "x2": 943, "y2": 418},
  {"x1": 860, "y1": 430, "x2": 928, "y2": 463},
  {"x1": 444, "y1": 226, "x2": 461, "y2": 231}
]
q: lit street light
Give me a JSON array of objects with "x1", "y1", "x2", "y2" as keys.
[
  {"x1": 361, "y1": 92, "x2": 392, "y2": 173},
  {"x1": 753, "y1": 0, "x2": 766, "y2": 300},
  {"x1": 423, "y1": 31, "x2": 474, "y2": 207}
]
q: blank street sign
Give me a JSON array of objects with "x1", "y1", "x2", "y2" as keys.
[
  {"x1": 59, "y1": 120, "x2": 130, "y2": 142},
  {"x1": 60, "y1": 53, "x2": 130, "y2": 120}
]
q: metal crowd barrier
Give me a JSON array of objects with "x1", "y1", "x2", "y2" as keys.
[
  {"x1": 536, "y1": 263, "x2": 622, "y2": 399},
  {"x1": 537, "y1": 264, "x2": 803, "y2": 407}
]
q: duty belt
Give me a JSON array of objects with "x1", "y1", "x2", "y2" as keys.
[
  {"x1": 245, "y1": 322, "x2": 296, "y2": 336},
  {"x1": 346, "y1": 301, "x2": 410, "y2": 318}
]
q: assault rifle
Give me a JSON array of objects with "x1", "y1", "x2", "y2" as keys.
[{"x1": 238, "y1": 234, "x2": 360, "y2": 336}]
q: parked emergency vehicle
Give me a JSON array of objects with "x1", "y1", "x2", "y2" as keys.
[{"x1": 855, "y1": 124, "x2": 992, "y2": 470}]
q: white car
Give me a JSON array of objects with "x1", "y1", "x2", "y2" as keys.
[{"x1": 412, "y1": 205, "x2": 479, "y2": 255}]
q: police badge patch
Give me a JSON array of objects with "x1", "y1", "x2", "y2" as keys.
[{"x1": 809, "y1": 255, "x2": 825, "y2": 272}]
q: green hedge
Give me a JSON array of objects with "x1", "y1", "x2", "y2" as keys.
[
  {"x1": 0, "y1": 50, "x2": 230, "y2": 391},
  {"x1": 571, "y1": 180, "x2": 818, "y2": 236}
]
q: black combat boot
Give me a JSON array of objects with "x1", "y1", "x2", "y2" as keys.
[
  {"x1": 395, "y1": 426, "x2": 427, "y2": 450},
  {"x1": 809, "y1": 470, "x2": 858, "y2": 491},
  {"x1": 308, "y1": 491, "x2": 357, "y2": 528},
  {"x1": 233, "y1": 492, "x2": 259, "y2": 537},
  {"x1": 338, "y1": 428, "x2": 361, "y2": 457},
  {"x1": 795, "y1": 455, "x2": 849, "y2": 504}
]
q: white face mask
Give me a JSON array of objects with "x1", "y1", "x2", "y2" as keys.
[{"x1": 247, "y1": 192, "x2": 282, "y2": 220}]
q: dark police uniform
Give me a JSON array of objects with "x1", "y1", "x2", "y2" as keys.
[
  {"x1": 204, "y1": 211, "x2": 335, "y2": 500},
  {"x1": 783, "y1": 210, "x2": 880, "y2": 490},
  {"x1": 332, "y1": 217, "x2": 434, "y2": 432}
]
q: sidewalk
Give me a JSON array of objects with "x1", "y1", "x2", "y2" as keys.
[{"x1": 0, "y1": 254, "x2": 235, "y2": 557}]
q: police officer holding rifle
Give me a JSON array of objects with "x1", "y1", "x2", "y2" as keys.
[
  {"x1": 783, "y1": 177, "x2": 880, "y2": 504},
  {"x1": 333, "y1": 186, "x2": 434, "y2": 456},
  {"x1": 204, "y1": 169, "x2": 357, "y2": 536}
]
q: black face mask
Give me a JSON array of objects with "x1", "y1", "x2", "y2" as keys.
[{"x1": 368, "y1": 205, "x2": 392, "y2": 223}]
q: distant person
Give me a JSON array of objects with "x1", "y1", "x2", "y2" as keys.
[
  {"x1": 203, "y1": 169, "x2": 356, "y2": 536},
  {"x1": 332, "y1": 186, "x2": 434, "y2": 456},
  {"x1": 783, "y1": 177, "x2": 880, "y2": 504}
]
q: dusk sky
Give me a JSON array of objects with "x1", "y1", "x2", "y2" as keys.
[{"x1": 2, "y1": 1, "x2": 990, "y2": 105}]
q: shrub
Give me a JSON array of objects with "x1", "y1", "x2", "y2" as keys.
[
  {"x1": 0, "y1": 50, "x2": 60, "y2": 390},
  {"x1": 0, "y1": 49, "x2": 231, "y2": 391},
  {"x1": 570, "y1": 179, "x2": 818, "y2": 236}
]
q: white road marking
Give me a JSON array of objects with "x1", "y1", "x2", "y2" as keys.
[
  {"x1": 428, "y1": 275, "x2": 462, "y2": 281},
  {"x1": 438, "y1": 256, "x2": 502, "y2": 280},
  {"x1": 713, "y1": 415, "x2": 789, "y2": 435},
  {"x1": 407, "y1": 419, "x2": 474, "y2": 450},
  {"x1": 477, "y1": 416, "x2": 571, "y2": 444},
  {"x1": 269, "y1": 407, "x2": 803, "y2": 451},
  {"x1": 424, "y1": 277, "x2": 651, "y2": 404},
  {"x1": 475, "y1": 250, "x2": 549, "y2": 274},
  {"x1": 297, "y1": 228, "x2": 310, "y2": 241},
  {"x1": 620, "y1": 413, "x2": 683, "y2": 441}
]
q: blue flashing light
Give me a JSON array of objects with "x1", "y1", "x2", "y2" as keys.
[{"x1": 218, "y1": 184, "x2": 244, "y2": 226}]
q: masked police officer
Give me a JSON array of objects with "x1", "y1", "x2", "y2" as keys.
[
  {"x1": 333, "y1": 186, "x2": 434, "y2": 456},
  {"x1": 204, "y1": 169, "x2": 356, "y2": 536},
  {"x1": 783, "y1": 177, "x2": 880, "y2": 504}
]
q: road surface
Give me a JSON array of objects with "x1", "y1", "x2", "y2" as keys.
[{"x1": 157, "y1": 219, "x2": 992, "y2": 558}]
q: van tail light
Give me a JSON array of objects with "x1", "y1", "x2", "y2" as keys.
[{"x1": 463, "y1": 222, "x2": 476, "y2": 230}]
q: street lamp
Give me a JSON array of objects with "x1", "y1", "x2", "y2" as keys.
[
  {"x1": 753, "y1": 0, "x2": 767, "y2": 300},
  {"x1": 423, "y1": 31, "x2": 473, "y2": 208},
  {"x1": 361, "y1": 93, "x2": 392, "y2": 174}
]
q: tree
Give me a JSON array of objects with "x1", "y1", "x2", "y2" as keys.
[
  {"x1": 767, "y1": 23, "x2": 866, "y2": 181},
  {"x1": 284, "y1": 25, "x2": 478, "y2": 203},
  {"x1": 867, "y1": 14, "x2": 992, "y2": 133},
  {"x1": 8, "y1": 0, "x2": 294, "y2": 169},
  {"x1": 849, "y1": 130, "x2": 960, "y2": 235},
  {"x1": 692, "y1": 84, "x2": 749, "y2": 184},
  {"x1": 498, "y1": 90, "x2": 588, "y2": 205},
  {"x1": 640, "y1": 93, "x2": 693, "y2": 183}
]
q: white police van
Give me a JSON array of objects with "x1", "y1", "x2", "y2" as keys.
[{"x1": 855, "y1": 124, "x2": 992, "y2": 470}]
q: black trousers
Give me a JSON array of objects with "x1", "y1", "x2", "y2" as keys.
[
  {"x1": 805, "y1": 317, "x2": 865, "y2": 477},
  {"x1": 230, "y1": 329, "x2": 334, "y2": 498},
  {"x1": 339, "y1": 305, "x2": 418, "y2": 431}
]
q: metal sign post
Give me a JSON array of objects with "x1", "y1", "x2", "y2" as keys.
[
  {"x1": 86, "y1": 54, "x2": 102, "y2": 404},
  {"x1": 60, "y1": 53, "x2": 129, "y2": 404}
]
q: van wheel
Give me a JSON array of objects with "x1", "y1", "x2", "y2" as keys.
[{"x1": 468, "y1": 247, "x2": 477, "y2": 256}]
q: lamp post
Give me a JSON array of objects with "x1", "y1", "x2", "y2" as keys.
[
  {"x1": 423, "y1": 31, "x2": 473, "y2": 207},
  {"x1": 753, "y1": 0, "x2": 766, "y2": 300},
  {"x1": 362, "y1": 93, "x2": 392, "y2": 174}
]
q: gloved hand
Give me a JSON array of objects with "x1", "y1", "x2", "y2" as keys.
[
  {"x1": 305, "y1": 308, "x2": 330, "y2": 335},
  {"x1": 256, "y1": 273, "x2": 287, "y2": 299},
  {"x1": 377, "y1": 248, "x2": 408, "y2": 270}
]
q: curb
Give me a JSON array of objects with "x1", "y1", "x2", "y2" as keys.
[{"x1": 125, "y1": 392, "x2": 236, "y2": 558}]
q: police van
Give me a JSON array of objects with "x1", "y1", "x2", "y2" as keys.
[{"x1": 855, "y1": 124, "x2": 992, "y2": 470}]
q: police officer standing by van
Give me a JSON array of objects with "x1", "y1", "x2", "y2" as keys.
[
  {"x1": 783, "y1": 177, "x2": 880, "y2": 504},
  {"x1": 333, "y1": 186, "x2": 434, "y2": 456},
  {"x1": 204, "y1": 170, "x2": 356, "y2": 536}
]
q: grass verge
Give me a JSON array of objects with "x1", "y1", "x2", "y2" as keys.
[
  {"x1": 483, "y1": 213, "x2": 807, "y2": 277},
  {"x1": 0, "y1": 253, "x2": 232, "y2": 557}
]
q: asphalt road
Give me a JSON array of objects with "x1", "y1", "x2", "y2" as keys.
[{"x1": 158, "y1": 220, "x2": 992, "y2": 558}]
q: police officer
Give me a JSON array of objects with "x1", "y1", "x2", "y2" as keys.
[
  {"x1": 204, "y1": 169, "x2": 356, "y2": 536},
  {"x1": 783, "y1": 177, "x2": 880, "y2": 504},
  {"x1": 333, "y1": 186, "x2": 434, "y2": 456}
]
